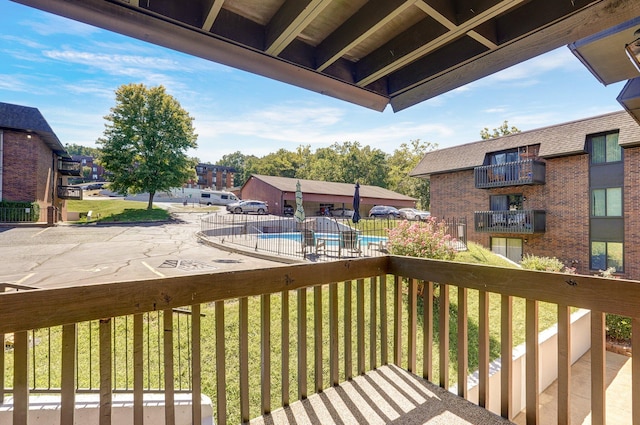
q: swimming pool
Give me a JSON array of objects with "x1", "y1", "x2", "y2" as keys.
[{"x1": 258, "y1": 232, "x2": 387, "y2": 246}]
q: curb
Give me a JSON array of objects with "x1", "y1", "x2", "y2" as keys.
[{"x1": 195, "y1": 231, "x2": 304, "y2": 265}]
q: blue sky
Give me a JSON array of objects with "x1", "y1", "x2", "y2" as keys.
[{"x1": 0, "y1": 1, "x2": 629, "y2": 162}]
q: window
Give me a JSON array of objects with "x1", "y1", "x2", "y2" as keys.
[
  {"x1": 591, "y1": 241, "x2": 623, "y2": 272},
  {"x1": 590, "y1": 132, "x2": 621, "y2": 164},
  {"x1": 591, "y1": 187, "x2": 622, "y2": 216}
]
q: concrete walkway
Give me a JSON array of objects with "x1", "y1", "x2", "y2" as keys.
[{"x1": 513, "y1": 350, "x2": 632, "y2": 424}]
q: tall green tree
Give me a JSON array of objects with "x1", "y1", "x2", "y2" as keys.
[
  {"x1": 64, "y1": 143, "x2": 101, "y2": 158},
  {"x1": 218, "y1": 151, "x2": 258, "y2": 187},
  {"x1": 387, "y1": 139, "x2": 435, "y2": 209},
  {"x1": 97, "y1": 83, "x2": 198, "y2": 209},
  {"x1": 480, "y1": 120, "x2": 520, "y2": 140}
]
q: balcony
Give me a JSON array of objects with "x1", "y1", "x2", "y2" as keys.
[
  {"x1": 0, "y1": 257, "x2": 637, "y2": 424},
  {"x1": 57, "y1": 158, "x2": 82, "y2": 176},
  {"x1": 57, "y1": 185, "x2": 83, "y2": 200},
  {"x1": 475, "y1": 160, "x2": 546, "y2": 189},
  {"x1": 475, "y1": 210, "x2": 546, "y2": 234}
]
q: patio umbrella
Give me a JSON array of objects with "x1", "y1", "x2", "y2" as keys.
[
  {"x1": 352, "y1": 182, "x2": 361, "y2": 224},
  {"x1": 294, "y1": 180, "x2": 305, "y2": 223}
]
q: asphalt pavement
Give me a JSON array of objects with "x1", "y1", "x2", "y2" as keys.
[{"x1": 0, "y1": 211, "x2": 281, "y2": 290}]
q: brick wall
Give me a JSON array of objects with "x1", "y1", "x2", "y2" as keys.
[
  {"x1": 624, "y1": 146, "x2": 640, "y2": 280},
  {"x1": 430, "y1": 154, "x2": 593, "y2": 276}
]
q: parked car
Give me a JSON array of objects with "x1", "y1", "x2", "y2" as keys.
[
  {"x1": 368, "y1": 205, "x2": 400, "y2": 218},
  {"x1": 283, "y1": 205, "x2": 294, "y2": 216},
  {"x1": 228, "y1": 200, "x2": 269, "y2": 215},
  {"x1": 331, "y1": 208, "x2": 354, "y2": 218},
  {"x1": 398, "y1": 208, "x2": 430, "y2": 221}
]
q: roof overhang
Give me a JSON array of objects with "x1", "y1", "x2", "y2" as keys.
[
  {"x1": 11, "y1": 0, "x2": 640, "y2": 112},
  {"x1": 570, "y1": 16, "x2": 640, "y2": 123}
]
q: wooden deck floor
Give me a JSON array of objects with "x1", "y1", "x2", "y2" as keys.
[{"x1": 250, "y1": 365, "x2": 513, "y2": 425}]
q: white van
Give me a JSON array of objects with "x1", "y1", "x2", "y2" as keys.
[{"x1": 199, "y1": 190, "x2": 239, "y2": 206}]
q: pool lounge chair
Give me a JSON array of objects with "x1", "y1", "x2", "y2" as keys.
[{"x1": 339, "y1": 230, "x2": 361, "y2": 257}]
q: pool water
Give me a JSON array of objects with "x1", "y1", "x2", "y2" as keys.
[{"x1": 259, "y1": 232, "x2": 386, "y2": 246}]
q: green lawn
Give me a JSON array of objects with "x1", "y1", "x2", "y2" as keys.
[{"x1": 67, "y1": 199, "x2": 171, "y2": 223}]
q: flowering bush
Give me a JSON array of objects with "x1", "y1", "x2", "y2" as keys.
[{"x1": 387, "y1": 217, "x2": 456, "y2": 260}]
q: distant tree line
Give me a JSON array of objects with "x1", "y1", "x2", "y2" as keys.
[{"x1": 218, "y1": 139, "x2": 436, "y2": 209}]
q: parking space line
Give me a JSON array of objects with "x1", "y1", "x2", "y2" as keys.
[
  {"x1": 142, "y1": 261, "x2": 165, "y2": 278},
  {"x1": 16, "y1": 273, "x2": 35, "y2": 285},
  {"x1": 32, "y1": 227, "x2": 51, "y2": 237}
]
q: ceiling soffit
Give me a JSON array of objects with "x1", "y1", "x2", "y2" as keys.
[{"x1": 11, "y1": 0, "x2": 640, "y2": 111}]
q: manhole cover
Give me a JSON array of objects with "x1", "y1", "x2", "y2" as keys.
[{"x1": 159, "y1": 259, "x2": 217, "y2": 271}]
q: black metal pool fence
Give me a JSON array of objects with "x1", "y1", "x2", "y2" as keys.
[{"x1": 200, "y1": 214, "x2": 467, "y2": 262}]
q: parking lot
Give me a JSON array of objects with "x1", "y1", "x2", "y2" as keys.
[{"x1": 0, "y1": 212, "x2": 280, "y2": 290}]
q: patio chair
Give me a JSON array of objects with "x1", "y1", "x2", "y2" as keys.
[
  {"x1": 339, "y1": 230, "x2": 361, "y2": 256},
  {"x1": 301, "y1": 229, "x2": 325, "y2": 255}
]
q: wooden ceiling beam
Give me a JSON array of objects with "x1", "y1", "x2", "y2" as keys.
[
  {"x1": 356, "y1": 0, "x2": 525, "y2": 87},
  {"x1": 315, "y1": 0, "x2": 415, "y2": 72},
  {"x1": 202, "y1": 0, "x2": 224, "y2": 32},
  {"x1": 265, "y1": 0, "x2": 332, "y2": 56},
  {"x1": 389, "y1": 0, "x2": 640, "y2": 111}
]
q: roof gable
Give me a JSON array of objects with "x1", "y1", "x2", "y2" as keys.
[{"x1": 0, "y1": 102, "x2": 67, "y2": 156}]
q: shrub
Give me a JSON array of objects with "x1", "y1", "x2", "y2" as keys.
[
  {"x1": 520, "y1": 254, "x2": 567, "y2": 272},
  {"x1": 0, "y1": 201, "x2": 40, "y2": 222},
  {"x1": 606, "y1": 314, "x2": 632, "y2": 341},
  {"x1": 387, "y1": 217, "x2": 456, "y2": 260}
]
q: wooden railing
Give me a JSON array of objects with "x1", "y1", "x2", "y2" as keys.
[
  {"x1": 474, "y1": 209, "x2": 546, "y2": 233},
  {"x1": 1, "y1": 256, "x2": 639, "y2": 425},
  {"x1": 474, "y1": 160, "x2": 546, "y2": 189}
]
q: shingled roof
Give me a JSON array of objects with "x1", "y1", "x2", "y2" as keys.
[
  {"x1": 0, "y1": 102, "x2": 67, "y2": 156},
  {"x1": 410, "y1": 111, "x2": 640, "y2": 178},
  {"x1": 247, "y1": 174, "x2": 416, "y2": 202}
]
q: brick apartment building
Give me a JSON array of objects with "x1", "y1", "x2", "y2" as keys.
[
  {"x1": 71, "y1": 154, "x2": 106, "y2": 182},
  {"x1": 411, "y1": 111, "x2": 640, "y2": 280},
  {"x1": 194, "y1": 163, "x2": 236, "y2": 190},
  {"x1": 0, "y1": 102, "x2": 81, "y2": 224}
]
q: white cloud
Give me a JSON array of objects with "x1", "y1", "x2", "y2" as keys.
[{"x1": 19, "y1": 15, "x2": 97, "y2": 37}]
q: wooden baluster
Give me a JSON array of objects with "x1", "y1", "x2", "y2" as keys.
[
  {"x1": 380, "y1": 274, "x2": 388, "y2": 366},
  {"x1": 526, "y1": 300, "x2": 539, "y2": 425},
  {"x1": 281, "y1": 291, "x2": 290, "y2": 406},
  {"x1": 357, "y1": 279, "x2": 365, "y2": 375},
  {"x1": 393, "y1": 276, "x2": 402, "y2": 367},
  {"x1": 329, "y1": 283, "x2": 339, "y2": 386},
  {"x1": 557, "y1": 305, "x2": 570, "y2": 425},
  {"x1": 191, "y1": 305, "x2": 202, "y2": 425},
  {"x1": 163, "y1": 311, "x2": 175, "y2": 425},
  {"x1": 423, "y1": 281, "x2": 433, "y2": 381},
  {"x1": 479, "y1": 290, "x2": 489, "y2": 408},
  {"x1": 314, "y1": 287, "x2": 322, "y2": 393},
  {"x1": 439, "y1": 284, "x2": 449, "y2": 389},
  {"x1": 261, "y1": 294, "x2": 271, "y2": 414},
  {"x1": 344, "y1": 281, "x2": 353, "y2": 381},
  {"x1": 457, "y1": 288, "x2": 468, "y2": 399},
  {"x1": 99, "y1": 319, "x2": 112, "y2": 425},
  {"x1": 501, "y1": 295, "x2": 513, "y2": 420},
  {"x1": 239, "y1": 297, "x2": 250, "y2": 421},
  {"x1": 61, "y1": 324, "x2": 76, "y2": 425},
  {"x1": 633, "y1": 317, "x2": 640, "y2": 425},
  {"x1": 370, "y1": 276, "x2": 377, "y2": 371},
  {"x1": 408, "y1": 278, "x2": 417, "y2": 373},
  {"x1": 591, "y1": 311, "x2": 605, "y2": 425},
  {"x1": 133, "y1": 314, "x2": 144, "y2": 425},
  {"x1": 297, "y1": 289, "x2": 308, "y2": 399},
  {"x1": 217, "y1": 300, "x2": 228, "y2": 424},
  {"x1": 13, "y1": 330, "x2": 29, "y2": 425}
]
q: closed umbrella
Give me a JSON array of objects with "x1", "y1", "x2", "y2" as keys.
[
  {"x1": 294, "y1": 180, "x2": 305, "y2": 223},
  {"x1": 352, "y1": 182, "x2": 361, "y2": 223}
]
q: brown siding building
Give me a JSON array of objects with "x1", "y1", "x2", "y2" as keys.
[
  {"x1": 411, "y1": 111, "x2": 640, "y2": 280},
  {"x1": 241, "y1": 174, "x2": 416, "y2": 216}
]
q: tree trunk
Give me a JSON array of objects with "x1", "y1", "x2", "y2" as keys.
[{"x1": 147, "y1": 191, "x2": 155, "y2": 210}]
